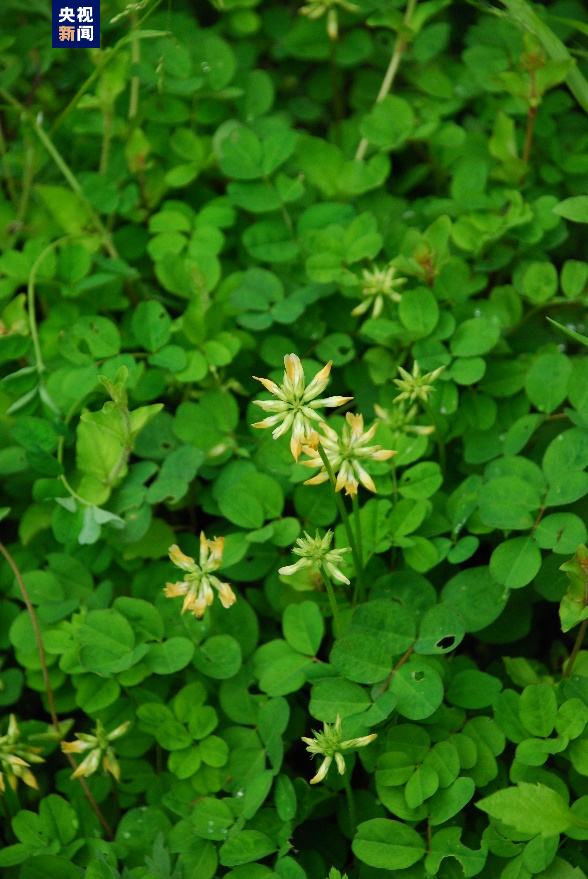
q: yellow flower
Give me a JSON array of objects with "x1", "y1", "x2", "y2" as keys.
[
  {"x1": 301, "y1": 412, "x2": 396, "y2": 497},
  {"x1": 164, "y1": 534, "x2": 236, "y2": 618},
  {"x1": 302, "y1": 714, "x2": 377, "y2": 784},
  {"x1": 0, "y1": 714, "x2": 44, "y2": 793},
  {"x1": 252, "y1": 353, "x2": 352, "y2": 461},
  {"x1": 279, "y1": 530, "x2": 351, "y2": 585},
  {"x1": 351, "y1": 264, "x2": 407, "y2": 319},
  {"x1": 394, "y1": 361, "x2": 445, "y2": 405},
  {"x1": 374, "y1": 401, "x2": 435, "y2": 437},
  {"x1": 61, "y1": 720, "x2": 130, "y2": 782}
]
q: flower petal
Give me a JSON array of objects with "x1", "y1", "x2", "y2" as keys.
[{"x1": 169, "y1": 544, "x2": 195, "y2": 571}]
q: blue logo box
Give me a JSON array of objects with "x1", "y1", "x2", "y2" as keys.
[{"x1": 52, "y1": 1, "x2": 100, "y2": 48}]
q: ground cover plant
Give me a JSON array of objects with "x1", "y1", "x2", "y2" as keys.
[{"x1": 3, "y1": 0, "x2": 588, "y2": 876}]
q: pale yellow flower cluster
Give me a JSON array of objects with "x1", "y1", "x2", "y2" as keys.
[
  {"x1": 351, "y1": 264, "x2": 407, "y2": 319},
  {"x1": 252, "y1": 354, "x2": 396, "y2": 497},
  {"x1": 164, "y1": 535, "x2": 236, "y2": 618},
  {"x1": 279, "y1": 530, "x2": 351, "y2": 585},
  {"x1": 0, "y1": 714, "x2": 44, "y2": 793},
  {"x1": 61, "y1": 719, "x2": 130, "y2": 781},
  {"x1": 302, "y1": 714, "x2": 377, "y2": 784},
  {"x1": 252, "y1": 353, "x2": 352, "y2": 461},
  {"x1": 394, "y1": 361, "x2": 445, "y2": 405},
  {"x1": 301, "y1": 412, "x2": 396, "y2": 497}
]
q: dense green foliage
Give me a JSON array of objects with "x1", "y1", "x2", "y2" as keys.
[{"x1": 3, "y1": 0, "x2": 588, "y2": 876}]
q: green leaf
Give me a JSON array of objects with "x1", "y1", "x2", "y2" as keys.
[
  {"x1": 428, "y1": 776, "x2": 476, "y2": 825},
  {"x1": 77, "y1": 608, "x2": 136, "y2": 675},
  {"x1": 352, "y1": 819, "x2": 426, "y2": 870},
  {"x1": 360, "y1": 95, "x2": 415, "y2": 150},
  {"x1": 477, "y1": 783, "x2": 574, "y2": 837},
  {"x1": 131, "y1": 300, "x2": 172, "y2": 352},
  {"x1": 525, "y1": 353, "x2": 572, "y2": 414},
  {"x1": 415, "y1": 603, "x2": 465, "y2": 654},
  {"x1": 75, "y1": 676, "x2": 120, "y2": 713},
  {"x1": 309, "y1": 677, "x2": 371, "y2": 722},
  {"x1": 398, "y1": 287, "x2": 439, "y2": 337},
  {"x1": 282, "y1": 601, "x2": 324, "y2": 656},
  {"x1": 520, "y1": 261, "x2": 558, "y2": 304},
  {"x1": 553, "y1": 195, "x2": 588, "y2": 223},
  {"x1": 405, "y1": 764, "x2": 439, "y2": 809},
  {"x1": 389, "y1": 659, "x2": 444, "y2": 720},
  {"x1": 446, "y1": 670, "x2": 502, "y2": 709},
  {"x1": 19, "y1": 855, "x2": 80, "y2": 879},
  {"x1": 450, "y1": 317, "x2": 500, "y2": 356},
  {"x1": 192, "y1": 798, "x2": 234, "y2": 841},
  {"x1": 219, "y1": 831, "x2": 278, "y2": 867},
  {"x1": 350, "y1": 599, "x2": 416, "y2": 655},
  {"x1": 399, "y1": 462, "x2": 443, "y2": 500},
  {"x1": 330, "y1": 633, "x2": 390, "y2": 684},
  {"x1": 442, "y1": 567, "x2": 506, "y2": 632},
  {"x1": 478, "y1": 477, "x2": 540, "y2": 530},
  {"x1": 193, "y1": 635, "x2": 242, "y2": 680},
  {"x1": 489, "y1": 537, "x2": 542, "y2": 590},
  {"x1": 144, "y1": 637, "x2": 195, "y2": 674},
  {"x1": 519, "y1": 683, "x2": 557, "y2": 738},
  {"x1": 38, "y1": 795, "x2": 78, "y2": 846},
  {"x1": 425, "y1": 827, "x2": 488, "y2": 878}
]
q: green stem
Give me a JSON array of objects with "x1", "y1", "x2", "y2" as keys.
[
  {"x1": 128, "y1": 13, "x2": 141, "y2": 121},
  {"x1": 354, "y1": 0, "x2": 418, "y2": 161},
  {"x1": 329, "y1": 34, "x2": 343, "y2": 146},
  {"x1": 342, "y1": 771, "x2": 357, "y2": 834},
  {"x1": 0, "y1": 118, "x2": 18, "y2": 207},
  {"x1": 563, "y1": 618, "x2": 588, "y2": 679},
  {"x1": 32, "y1": 117, "x2": 119, "y2": 259},
  {"x1": 321, "y1": 564, "x2": 343, "y2": 638},
  {"x1": 422, "y1": 401, "x2": 446, "y2": 475},
  {"x1": 1, "y1": 88, "x2": 121, "y2": 261},
  {"x1": 352, "y1": 493, "x2": 364, "y2": 604},
  {"x1": 499, "y1": 0, "x2": 588, "y2": 115},
  {"x1": 50, "y1": 0, "x2": 164, "y2": 134},
  {"x1": 317, "y1": 443, "x2": 362, "y2": 596},
  {"x1": 99, "y1": 108, "x2": 113, "y2": 175},
  {"x1": 28, "y1": 236, "x2": 72, "y2": 383}
]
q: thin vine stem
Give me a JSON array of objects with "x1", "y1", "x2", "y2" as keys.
[
  {"x1": 316, "y1": 442, "x2": 363, "y2": 598},
  {"x1": 354, "y1": 0, "x2": 418, "y2": 161},
  {"x1": 0, "y1": 542, "x2": 114, "y2": 839}
]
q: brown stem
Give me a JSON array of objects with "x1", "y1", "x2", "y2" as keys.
[
  {"x1": 378, "y1": 644, "x2": 415, "y2": 695},
  {"x1": 0, "y1": 543, "x2": 59, "y2": 731},
  {"x1": 0, "y1": 542, "x2": 113, "y2": 839}
]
